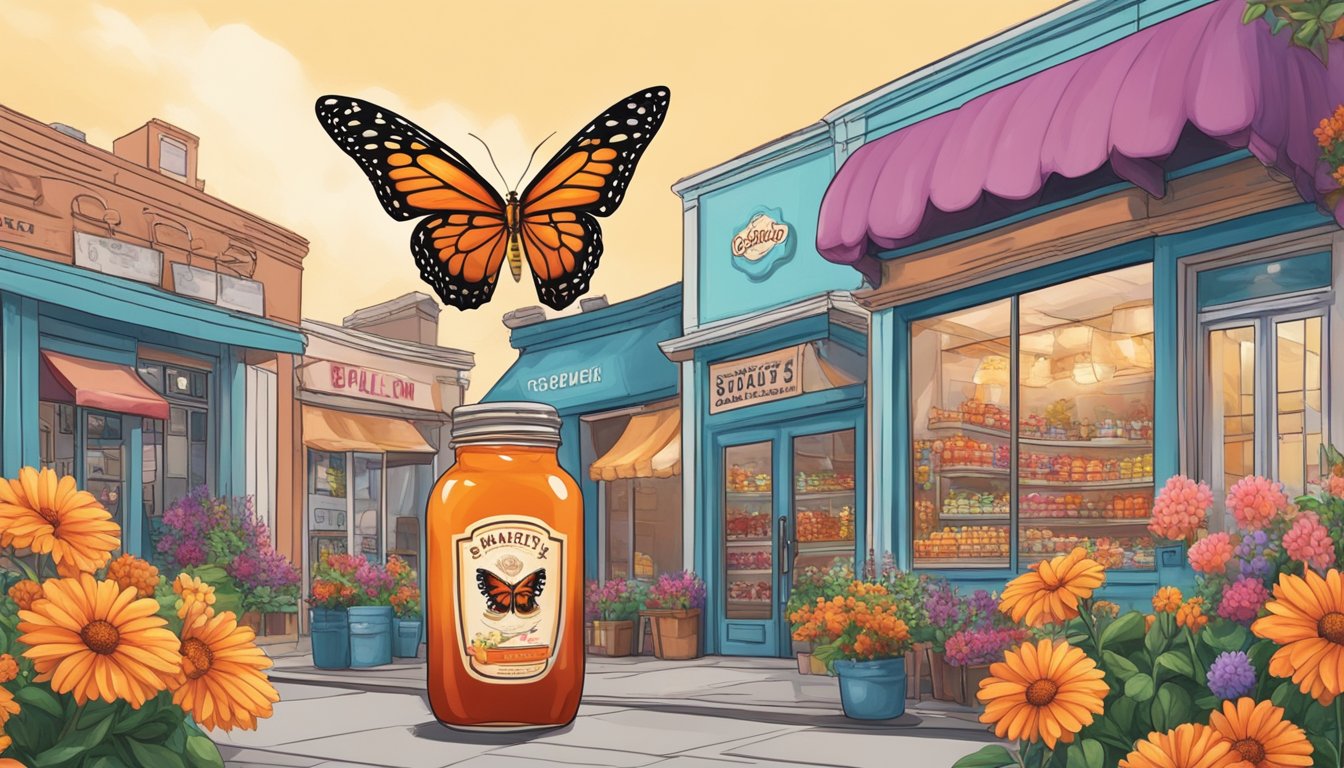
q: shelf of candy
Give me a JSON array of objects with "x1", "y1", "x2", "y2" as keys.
[
  {"x1": 726, "y1": 550, "x2": 772, "y2": 571},
  {"x1": 728, "y1": 580, "x2": 772, "y2": 602},
  {"x1": 726, "y1": 507, "x2": 771, "y2": 540},
  {"x1": 797, "y1": 506, "x2": 854, "y2": 542},
  {"x1": 915, "y1": 500, "x2": 937, "y2": 537},
  {"x1": 1020, "y1": 529, "x2": 1154, "y2": 569},
  {"x1": 795, "y1": 471, "x2": 856, "y2": 493},
  {"x1": 928, "y1": 399, "x2": 1011, "y2": 431},
  {"x1": 934, "y1": 436, "x2": 1012, "y2": 471},
  {"x1": 913, "y1": 526, "x2": 1010, "y2": 560},
  {"x1": 914, "y1": 441, "x2": 935, "y2": 490},
  {"x1": 942, "y1": 491, "x2": 1010, "y2": 518},
  {"x1": 727, "y1": 465, "x2": 772, "y2": 493},
  {"x1": 1018, "y1": 453, "x2": 1153, "y2": 483},
  {"x1": 1019, "y1": 492, "x2": 1152, "y2": 520},
  {"x1": 1020, "y1": 401, "x2": 1154, "y2": 443}
]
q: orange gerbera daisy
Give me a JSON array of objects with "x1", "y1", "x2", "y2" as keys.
[
  {"x1": 1120, "y1": 723, "x2": 1241, "y2": 768},
  {"x1": 999, "y1": 547, "x2": 1106, "y2": 627},
  {"x1": 172, "y1": 604, "x2": 281, "y2": 731},
  {"x1": 17, "y1": 574, "x2": 181, "y2": 708},
  {"x1": 1252, "y1": 568, "x2": 1344, "y2": 704},
  {"x1": 0, "y1": 467, "x2": 119, "y2": 575},
  {"x1": 1208, "y1": 697, "x2": 1312, "y2": 767},
  {"x1": 978, "y1": 638, "x2": 1109, "y2": 749}
]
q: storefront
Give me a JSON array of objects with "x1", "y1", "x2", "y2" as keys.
[
  {"x1": 810, "y1": 0, "x2": 1344, "y2": 604},
  {"x1": 0, "y1": 107, "x2": 307, "y2": 572},
  {"x1": 666, "y1": 128, "x2": 872, "y2": 657},
  {"x1": 297, "y1": 293, "x2": 473, "y2": 608},
  {"x1": 483, "y1": 286, "x2": 684, "y2": 582}
]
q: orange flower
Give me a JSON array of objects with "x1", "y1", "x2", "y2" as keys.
[
  {"x1": 1153, "y1": 586, "x2": 1183, "y2": 614},
  {"x1": 172, "y1": 605, "x2": 280, "y2": 731},
  {"x1": 0, "y1": 467, "x2": 120, "y2": 575},
  {"x1": 0, "y1": 688, "x2": 16, "y2": 728},
  {"x1": 1145, "y1": 614, "x2": 1156, "y2": 631},
  {"x1": 1120, "y1": 723, "x2": 1241, "y2": 768},
  {"x1": 1252, "y1": 568, "x2": 1344, "y2": 704},
  {"x1": 7, "y1": 579, "x2": 41, "y2": 611},
  {"x1": 107, "y1": 553, "x2": 160, "y2": 599},
  {"x1": 1176, "y1": 597, "x2": 1208, "y2": 633},
  {"x1": 1207, "y1": 697, "x2": 1312, "y2": 767},
  {"x1": 978, "y1": 638, "x2": 1109, "y2": 749},
  {"x1": 0, "y1": 655, "x2": 16, "y2": 684},
  {"x1": 998, "y1": 548, "x2": 1105, "y2": 627}
]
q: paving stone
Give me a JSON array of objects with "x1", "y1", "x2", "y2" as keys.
[
  {"x1": 483, "y1": 742, "x2": 666, "y2": 767},
  {"x1": 273, "y1": 682, "x2": 363, "y2": 702},
  {"x1": 257, "y1": 724, "x2": 496, "y2": 768},
  {"x1": 530, "y1": 708, "x2": 795, "y2": 756},
  {"x1": 722, "y1": 729, "x2": 1000, "y2": 768},
  {"x1": 214, "y1": 692, "x2": 432, "y2": 748}
]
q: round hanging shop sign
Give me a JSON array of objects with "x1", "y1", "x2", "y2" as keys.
[{"x1": 730, "y1": 207, "x2": 795, "y2": 281}]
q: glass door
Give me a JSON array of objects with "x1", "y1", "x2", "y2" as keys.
[
  {"x1": 83, "y1": 411, "x2": 126, "y2": 553},
  {"x1": 790, "y1": 430, "x2": 856, "y2": 574},
  {"x1": 723, "y1": 441, "x2": 774, "y2": 622}
]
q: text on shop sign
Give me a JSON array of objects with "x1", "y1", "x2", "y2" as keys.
[
  {"x1": 731, "y1": 212, "x2": 789, "y2": 262},
  {"x1": 331, "y1": 363, "x2": 417, "y2": 402},
  {"x1": 527, "y1": 366, "x2": 602, "y2": 392},
  {"x1": 0, "y1": 215, "x2": 35, "y2": 235},
  {"x1": 710, "y1": 346, "x2": 803, "y2": 414}
]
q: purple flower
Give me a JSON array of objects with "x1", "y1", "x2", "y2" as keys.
[
  {"x1": 1233, "y1": 530, "x2": 1276, "y2": 581},
  {"x1": 923, "y1": 581, "x2": 960, "y2": 627},
  {"x1": 1207, "y1": 651, "x2": 1256, "y2": 700},
  {"x1": 647, "y1": 571, "x2": 706, "y2": 610},
  {"x1": 945, "y1": 627, "x2": 1030, "y2": 666}
]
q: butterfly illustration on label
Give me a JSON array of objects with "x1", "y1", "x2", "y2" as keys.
[
  {"x1": 314, "y1": 86, "x2": 671, "y2": 311},
  {"x1": 476, "y1": 567, "x2": 546, "y2": 617}
]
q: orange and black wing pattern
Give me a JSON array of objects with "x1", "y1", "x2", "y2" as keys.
[
  {"x1": 315, "y1": 95, "x2": 509, "y2": 310},
  {"x1": 519, "y1": 86, "x2": 671, "y2": 310},
  {"x1": 476, "y1": 568, "x2": 547, "y2": 615}
]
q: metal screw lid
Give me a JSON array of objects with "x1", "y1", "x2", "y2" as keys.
[{"x1": 449, "y1": 401, "x2": 562, "y2": 448}]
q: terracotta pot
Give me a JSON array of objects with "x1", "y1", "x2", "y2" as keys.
[
  {"x1": 960, "y1": 664, "x2": 993, "y2": 708},
  {"x1": 796, "y1": 651, "x2": 813, "y2": 675},
  {"x1": 650, "y1": 609, "x2": 701, "y2": 660},
  {"x1": 590, "y1": 620, "x2": 634, "y2": 657},
  {"x1": 240, "y1": 611, "x2": 263, "y2": 635}
]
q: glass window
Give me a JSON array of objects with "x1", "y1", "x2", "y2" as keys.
[
  {"x1": 85, "y1": 412, "x2": 126, "y2": 552},
  {"x1": 724, "y1": 441, "x2": 773, "y2": 620},
  {"x1": 39, "y1": 402, "x2": 76, "y2": 478},
  {"x1": 138, "y1": 363, "x2": 164, "y2": 393},
  {"x1": 1276, "y1": 317, "x2": 1325, "y2": 495},
  {"x1": 792, "y1": 430, "x2": 856, "y2": 579},
  {"x1": 159, "y1": 136, "x2": 188, "y2": 176},
  {"x1": 1210, "y1": 326, "x2": 1257, "y2": 496},
  {"x1": 352, "y1": 453, "x2": 384, "y2": 560},
  {"x1": 1197, "y1": 251, "x2": 1331, "y2": 310},
  {"x1": 606, "y1": 479, "x2": 631, "y2": 580},
  {"x1": 309, "y1": 450, "x2": 346, "y2": 496}
]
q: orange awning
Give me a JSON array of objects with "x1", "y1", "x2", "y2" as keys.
[
  {"x1": 590, "y1": 408, "x2": 680, "y2": 481},
  {"x1": 302, "y1": 405, "x2": 435, "y2": 453},
  {"x1": 39, "y1": 350, "x2": 169, "y2": 420}
]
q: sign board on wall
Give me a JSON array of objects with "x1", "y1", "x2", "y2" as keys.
[
  {"x1": 74, "y1": 232, "x2": 163, "y2": 286},
  {"x1": 709, "y1": 346, "x2": 803, "y2": 414},
  {"x1": 302, "y1": 359, "x2": 438, "y2": 411},
  {"x1": 729, "y1": 207, "x2": 796, "y2": 282}
]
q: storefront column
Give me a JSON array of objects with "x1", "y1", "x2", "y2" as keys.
[
  {"x1": 1, "y1": 292, "x2": 39, "y2": 475},
  {"x1": 869, "y1": 308, "x2": 900, "y2": 569},
  {"x1": 680, "y1": 360, "x2": 696, "y2": 572},
  {"x1": 218, "y1": 346, "x2": 248, "y2": 499},
  {"x1": 1154, "y1": 241, "x2": 1181, "y2": 481},
  {"x1": 124, "y1": 420, "x2": 144, "y2": 557}
]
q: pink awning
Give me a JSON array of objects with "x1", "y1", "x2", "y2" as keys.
[
  {"x1": 817, "y1": 0, "x2": 1344, "y2": 282},
  {"x1": 39, "y1": 350, "x2": 170, "y2": 420}
]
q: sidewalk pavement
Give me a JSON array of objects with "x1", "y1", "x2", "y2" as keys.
[{"x1": 216, "y1": 638, "x2": 1003, "y2": 767}]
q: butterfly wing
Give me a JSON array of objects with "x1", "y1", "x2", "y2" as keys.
[
  {"x1": 511, "y1": 569, "x2": 547, "y2": 615},
  {"x1": 315, "y1": 95, "x2": 510, "y2": 310},
  {"x1": 476, "y1": 569, "x2": 514, "y2": 614},
  {"x1": 517, "y1": 85, "x2": 671, "y2": 310}
]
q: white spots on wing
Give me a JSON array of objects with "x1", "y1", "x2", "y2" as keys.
[
  {"x1": 363, "y1": 143, "x2": 378, "y2": 150},
  {"x1": 322, "y1": 97, "x2": 338, "y2": 106},
  {"x1": 604, "y1": 119, "x2": 619, "y2": 127},
  {"x1": 625, "y1": 118, "x2": 639, "y2": 126},
  {"x1": 361, "y1": 129, "x2": 377, "y2": 138},
  {"x1": 610, "y1": 134, "x2": 628, "y2": 143}
]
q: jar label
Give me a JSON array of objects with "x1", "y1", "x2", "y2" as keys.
[{"x1": 452, "y1": 515, "x2": 567, "y2": 684}]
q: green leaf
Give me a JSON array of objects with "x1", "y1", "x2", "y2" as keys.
[
  {"x1": 1125, "y1": 673, "x2": 1156, "y2": 702},
  {"x1": 1202, "y1": 622, "x2": 1250, "y2": 653},
  {"x1": 1102, "y1": 651, "x2": 1140, "y2": 682},
  {"x1": 87, "y1": 757, "x2": 130, "y2": 768},
  {"x1": 1295, "y1": 18, "x2": 1321, "y2": 43},
  {"x1": 1323, "y1": 3, "x2": 1344, "y2": 23},
  {"x1": 32, "y1": 709, "x2": 114, "y2": 767},
  {"x1": 184, "y1": 735, "x2": 225, "y2": 768},
  {"x1": 1101, "y1": 612, "x2": 1145, "y2": 651},
  {"x1": 952, "y1": 745, "x2": 1018, "y2": 768},
  {"x1": 1109, "y1": 695, "x2": 1140, "y2": 734},
  {"x1": 1243, "y1": 2, "x2": 1269, "y2": 23},
  {"x1": 15, "y1": 685, "x2": 64, "y2": 717},
  {"x1": 1151, "y1": 683, "x2": 1194, "y2": 731},
  {"x1": 1156, "y1": 651, "x2": 1196, "y2": 682},
  {"x1": 1289, "y1": 8, "x2": 1321, "y2": 20},
  {"x1": 125, "y1": 740, "x2": 185, "y2": 768},
  {"x1": 1272, "y1": 15, "x2": 1292, "y2": 32},
  {"x1": 1065, "y1": 739, "x2": 1106, "y2": 768}
]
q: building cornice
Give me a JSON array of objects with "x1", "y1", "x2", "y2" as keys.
[
  {"x1": 659, "y1": 291, "x2": 868, "y2": 362},
  {"x1": 301, "y1": 319, "x2": 475, "y2": 371}
]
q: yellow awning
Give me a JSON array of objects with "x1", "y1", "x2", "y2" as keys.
[
  {"x1": 302, "y1": 405, "x2": 435, "y2": 454},
  {"x1": 590, "y1": 408, "x2": 681, "y2": 481}
]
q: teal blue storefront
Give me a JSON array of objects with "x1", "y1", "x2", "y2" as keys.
[
  {"x1": 483, "y1": 286, "x2": 682, "y2": 581},
  {"x1": 0, "y1": 247, "x2": 305, "y2": 559}
]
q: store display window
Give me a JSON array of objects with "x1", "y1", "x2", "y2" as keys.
[
  {"x1": 725, "y1": 441, "x2": 773, "y2": 619},
  {"x1": 40, "y1": 402, "x2": 127, "y2": 552},
  {"x1": 911, "y1": 264, "x2": 1157, "y2": 571},
  {"x1": 589, "y1": 409, "x2": 684, "y2": 582},
  {"x1": 352, "y1": 452, "x2": 385, "y2": 560},
  {"x1": 138, "y1": 361, "x2": 210, "y2": 562},
  {"x1": 307, "y1": 449, "x2": 348, "y2": 569}
]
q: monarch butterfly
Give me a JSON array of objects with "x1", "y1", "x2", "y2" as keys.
[
  {"x1": 315, "y1": 86, "x2": 671, "y2": 311},
  {"x1": 476, "y1": 568, "x2": 546, "y2": 616}
]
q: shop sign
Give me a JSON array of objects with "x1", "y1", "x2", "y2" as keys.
[
  {"x1": 730, "y1": 207, "x2": 796, "y2": 282},
  {"x1": 217, "y1": 273, "x2": 265, "y2": 316},
  {"x1": 710, "y1": 346, "x2": 802, "y2": 413},
  {"x1": 0, "y1": 214, "x2": 35, "y2": 236},
  {"x1": 527, "y1": 366, "x2": 602, "y2": 393},
  {"x1": 74, "y1": 232, "x2": 163, "y2": 286},
  {"x1": 302, "y1": 360, "x2": 437, "y2": 410}
]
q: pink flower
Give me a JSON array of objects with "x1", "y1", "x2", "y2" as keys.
[
  {"x1": 1148, "y1": 475, "x2": 1213, "y2": 540},
  {"x1": 1226, "y1": 476, "x2": 1292, "y2": 531},
  {"x1": 1283, "y1": 511, "x2": 1336, "y2": 572},
  {"x1": 1217, "y1": 577, "x2": 1270, "y2": 625},
  {"x1": 1188, "y1": 532, "x2": 1236, "y2": 575},
  {"x1": 1326, "y1": 475, "x2": 1344, "y2": 498}
]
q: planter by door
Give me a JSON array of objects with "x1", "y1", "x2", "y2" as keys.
[
  {"x1": 833, "y1": 658, "x2": 907, "y2": 720},
  {"x1": 929, "y1": 649, "x2": 955, "y2": 701},
  {"x1": 349, "y1": 606, "x2": 394, "y2": 668},
  {"x1": 310, "y1": 608, "x2": 351, "y2": 670},
  {"x1": 589, "y1": 620, "x2": 634, "y2": 657},
  {"x1": 393, "y1": 617, "x2": 423, "y2": 658},
  {"x1": 650, "y1": 609, "x2": 701, "y2": 660},
  {"x1": 959, "y1": 664, "x2": 993, "y2": 707},
  {"x1": 796, "y1": 652, "x2": 813, "y2": 675},
  {"x1": 240, "y1": 611, "x2": 263, "y2": 635},
  {"x1": 264, "y1": 612, "x2": 296, "y2": 637},
  {"x1": 905, "y1": 642, "x2": 931, "y2": 700}
]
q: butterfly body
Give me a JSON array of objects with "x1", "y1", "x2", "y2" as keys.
[
  {"x1": 476, "y1": 567, "x2": 546, "y2": 616},
  {"x1": 316, "y1": 87, "x2": 671, "y2": 310}
]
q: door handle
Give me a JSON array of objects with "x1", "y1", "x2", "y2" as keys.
[{"x1": 778, "y1": 516, "x2": 790, "y2": 575}]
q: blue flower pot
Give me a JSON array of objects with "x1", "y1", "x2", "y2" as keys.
[
  {"x1": 393, "y1": 617, "x2": 423, "y2": 658},
  {"x1": 348, "y1": 606, "x2": 394, "y2": 668},
  {"x1": 310, "y1": 607, "x2": 351, "y2": 670},
  {"x1": 833, "y1": 657, "x2": 907, "y2": 720}
]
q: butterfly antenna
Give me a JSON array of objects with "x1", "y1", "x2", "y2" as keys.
[
  {"x1": 514, "y1": 132, "x2": 556, "y2": 190},
  {"x1": 467, "y1": 133, "x2": 511, "y2": 191}
]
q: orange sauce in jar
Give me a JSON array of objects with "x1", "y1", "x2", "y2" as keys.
[{"x1": 427, "y1": 402, "x2": 584, "y2": 730}]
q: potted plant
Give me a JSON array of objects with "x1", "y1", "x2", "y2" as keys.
[
  {"x1": 347, "y1": 555, "x2": 396, "y2": 668},
  {"x1": 920, "y1": 580, "x2": 999, "y2": 701},
  {"x1": 644, "y1": 570, "x2": 707, "y2": 660},
  {"x1": 785, "y1": 557, "x2": 855, "y2": 675},
  {"x1": 308, "y1": 553, "x2": 358, "y2": 669},
  {"x1": 243, "y1": 585, "x2": 300, "y2": 636},
  {"x1": 792, "y1": 578, "x2": 912, "y2": 720},
  {"x1": 584, "y1": 579, "x2": 600, "y2": 648},
  {"x1": 943, "y1": 625, "x2": 1030, "y2": 705},
  {"x1": 388, "y1": 555, "x2": 422, "y2": 658},
  {"x1": 871, "y1": 554, "x2": 932, "y2": 699},
  {"x1": 589, "y1": 578, "x2": 647, "y2": 657}
]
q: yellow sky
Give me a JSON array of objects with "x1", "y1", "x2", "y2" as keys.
[{"x1": 3, "y1": 0, "x2": 1066, "y2": 400}]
